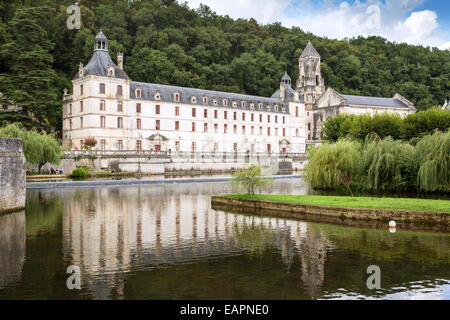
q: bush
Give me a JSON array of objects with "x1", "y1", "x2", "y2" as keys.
[
  {"x1": 231, "y1": 165, "x2": 272, "y2": 194},
  {"x1": 71, "y1": 167, "x2": 87, "y2": 179}
]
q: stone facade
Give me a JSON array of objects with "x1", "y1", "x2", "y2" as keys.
[
  {"x1": 0, "y1": 138, "x2": 26, "y2": 213},
  {"x1": 62, "y1": 31, "x2": 307, "y2": 155}
]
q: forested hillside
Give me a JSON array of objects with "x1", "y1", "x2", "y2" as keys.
[{"x1": 0, "y1": 0, "x2": 449, "y2": 134}]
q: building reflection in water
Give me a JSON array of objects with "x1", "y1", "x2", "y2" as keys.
[
  {"x1": 61, "y1": 180, "x2": 328, "y2": 299},
  {"x1": 0, "y1": 211, "x2": 26, "y2": 289}
]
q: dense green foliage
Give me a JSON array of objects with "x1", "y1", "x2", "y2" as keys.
[
  {"x1": 305, "y1": 130, "x2": 450, "y2": 194},
  {"x1": 224, "y1": 194, "x2": 450, "y2": 213},
  {"x1": 0, "y1": 0, "x2": 449, "y2": 134},
  {"x1": 304, "y1": 139, "x2": 361, "y2": 196},
  {"x1": 231, "y1": 164, "x2": 272, "y2": 194},
  {"x1": 70, "y1": 167, "x2": 87, "y2": 179},
  {"x1": 321, "y1": 108, "x2": 450, "y2": 142},
  {"x1": 0, "y1": 123, "x2": 63, "y2": 172}
]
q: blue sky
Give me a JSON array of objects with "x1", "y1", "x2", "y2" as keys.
[{"x1": 186, "y1": 0, "x2": 450, "y2": 49}]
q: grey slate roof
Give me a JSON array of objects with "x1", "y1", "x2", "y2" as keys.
[
  {"x1": 341, "y1": 94, "x2": 409, "y2": 108},
  {"x1": 271, "y1": 87, "x2": 303, "y2": 102},
  {"x1": 73, "y1": 50, "x2": 130, "y2": 80},
  {"x1": 300, "y1": 41, "x2": 320, "y2": 58},
  {"x1": 130, "y1": 81, "x2": 289, "y2": 114}
]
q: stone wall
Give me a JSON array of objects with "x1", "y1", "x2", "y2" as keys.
[{"x1": 0, "y1": 138, "x2": 26, "y2": 213}]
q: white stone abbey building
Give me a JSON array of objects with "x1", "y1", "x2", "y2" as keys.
[{"x1": 62, "y1": 32, "x2": 416, "y2": 154}]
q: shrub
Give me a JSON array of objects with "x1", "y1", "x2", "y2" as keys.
[
  {"x1": 231, "y1": 165, "x2": 272, "y2": 194},
  {"x1": 71, "y1": 167, "x2": 87, "y2": 179}
]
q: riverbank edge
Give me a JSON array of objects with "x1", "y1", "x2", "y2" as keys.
[
  {"x1": 210, "y1": 195, "x2": 449, "y2": 227},
  {"x1": 26, "y1": 174, "x2": 301, "y2": 189}
]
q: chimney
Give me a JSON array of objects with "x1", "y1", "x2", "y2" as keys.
[{"x1": 117, "y1": 52, "x2": 123, "y2": 70}]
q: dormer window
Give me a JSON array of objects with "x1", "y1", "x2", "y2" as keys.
[
  {"x1": 274, "y1": 105, "x2": 279, "y2": 111},
  {"x1": 282, "y1": 107, "x2": 286, "y2": 113},
  {"x1": 213, "y1": 98, "x2": 218, "y2": 105},
  {"x1": 174, "y1": 93, "x2": 180, "y2": 102},
  {"x1": 258, "y1": 103, "x2": 263, "y2": 110},
  {"x1": 232, "y1": 101, "x2": 237, "y2": 107},
  {"x1": 223, "y1": 99, "x2": 228, "y2": 106},
  {"x1": 203, "y1": 97, "x2": 208, "y2": 104},
  {"x1": 191, "y1": 96, "x2": 197, "y2": 104},
  {"x1": 241, "y1": 101, "x2": 246, "y2": 108},
  {"x1": 136, "y1": 89, "x2": 141, "y2": 98},
  {"x1": 250, "y1": 103, "x2": 254, "y2": 109},
  {"x1": 267, "y1": 105, "x2": 272, "y2": 111},
  {"x1": 154, "y1": 92, "x2": 160, "y2": 100},
  {"x1": 107, "y1": 66, "x2": 115, "y2": 77}
]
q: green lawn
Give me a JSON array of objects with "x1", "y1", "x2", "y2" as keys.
[{"x1": 222, "y1": 194, "x2": 450, "y2": 213}]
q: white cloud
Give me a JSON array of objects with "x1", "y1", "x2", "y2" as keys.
[{"x1": 185, "y1": 0, "x2": 449, "y2": 49}]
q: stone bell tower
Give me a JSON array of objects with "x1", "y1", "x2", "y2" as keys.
[{"x1": 296, "y1": 40, "x2": 325, "y2": 111}]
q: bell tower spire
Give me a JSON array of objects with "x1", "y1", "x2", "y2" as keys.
[
  {"x1": 296, "y1": 40, "x2": 325, "y2": 110},
  {"x1": 94, "y1": 29, "x2": 108, "y2": 52}
]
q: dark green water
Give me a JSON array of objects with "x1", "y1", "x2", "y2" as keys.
[{"x1": 0, "y1": 180, "x2": 449, "y2": 300}]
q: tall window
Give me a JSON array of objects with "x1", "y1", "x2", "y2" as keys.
[
  {"x1": 296, "y1": 128, "x2": 299, "y2": 137},
  {"x1": 283, "y1": 128, "x2": 286, "y2": 136},
  {"x1": 242, "y1": 113, "x2": 246, "y2": 121},
  {"x1": 175, "y1": 106, "x2": 179, "y2": 116},
  {"x1": 296, "y1": 106, "x2": 299, "y2": 117},
  {"x1": 204, "y1": 123, "x2": 208, "y2": 132},
  {"x1": 117, "y1": 85, "x2": 122, "y2": 96},
  {"x1": 100, "y1": 139, "x2": 106, "y2": 150},
  {"x1": 224, "y1": 111, "x2": 228, "y2": 119},
  {"x1": 267, "y1": 127, "x2": 271, "y2": 136},
  {"x1": 214, "y1": 110, "x2": 218, "y2": 119},
  {"x1": 100, "y1": 100, "x2": 105, "y2": 111},
  {"x1": 224, "y1": 124, "x2": 227, "y2": 133},
  {"x1": 80, "y1": 84, "x2": 83, "y2": 95},
  {"x1": 251, "y1": 126, "x2": 254, "y2": 135},
  {"x1": 69, "y1": 104, "x2": 72, "y2": 115},
  {"x1": 275, "y1": 115, "x2": 278, "y2": 123},
  {"x1": 136, "y1": 103, "x2": 141, "y2": 113},
  {"x1": 117, "y1": 117, "x2": 123, "y2": 128},
  {"x1": 80, "y1": 117, "x2": 83, "y2": 128},
  {"x1": 259, "y1": 114, "x2": 262, "y2": 122},
  {"x1": 117, "y1": 140, "x2": 123, "y2": 151},
  {"x1": 156, "y1": 120, "x2": 160, "y2": 130},
  {"x1": 233, "y1": 112, "x2": 237, "y2": 120},
  {"x1": 100, "y1": 116, "x2": 105, "y2": 128},
  {"x1": 308, "y1": 123, "x2": 311, "y2": 131},
  {"x1": 259, "y1": 126, "x2": 262, "y2": 135},
  {"x1": 137, "y1": 118, "x2": 141, "y2": 129},
  {"x1": 192, "y1": 141, "x2": 196, "y2": 152},
  {"x1": 100, "y1": 83, "x2": 105, "y2": 94},
  {"x1": 80, "y1": 101, "x2": 83, "y2": 112},
  {"x1": 192, "y1": 108, "x2": 196, "y2": 117},
  {"x1": 175, "y1": 121, "x2": 179, "y2": 131},
  {"x1": 233, "y1": 125, "x2": 237, "y2": 134},
  {"x1": 275, "y1": 128, "x2": 278, "y2": 136},
  {"x1": 156, "y1": 104, "x2": 160, "y2": 114},
  {"x1": 267, "y1": 115, "x2": 271, "y2": 123},
  {"x1": 214, "y1": 123, "x2": 218, "y2": 133},
  {"x1": 117, "y1": 101, "x2": 123, "y2": 112},
  {"x1": 283, "y1": 116, "x2": 286, "y2": 124},
  {"x1": 136, "y1": 140, "x2": 142, "y2": 151},
  {"x1": 233, "y1": 143, "x2": 238, "y2": 152},
  {"x1": 242, "y1": 125, "x2": 245, "y2": 134},
  {"x1": 192, "y1": 122, "x2": 195, "y2": 132},
  {"x1": 267, "y1": 144, "x2": 271, "y2": 153},
  {"x1": 69, "y1": 119, "x2": 72, "y2": 130},
  {"x1": 204, "y1": 109, "x2": 208, "y2": 118}
]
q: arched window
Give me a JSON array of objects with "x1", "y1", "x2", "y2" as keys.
[
  {"x1": 136, "y1": 89, "x2": 141, "y2": 98},
  {"x1": 174, "y1": 93, "x2": 180, "y2": 102}
]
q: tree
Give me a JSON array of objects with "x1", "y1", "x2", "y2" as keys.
[
  {"x1": 304, "y1": 139, "x2": 362, "y2": 196},
  {"x1": 231, "y1": 165, "x2": 272, "y2": 194},
  {"x1": 0, "y1": 7, "x2": 60, "y2": 131},
  {"x1": 0, "y1": 123, "x2": 63, "y2": 173},
  {"x1": 321, "y1": 114, "x2": 351, "y2": 142}
]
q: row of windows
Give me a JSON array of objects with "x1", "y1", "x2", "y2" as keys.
[
  {"x1": 69, "y1": 102, "x2": 293, "y2": 124},
  {"x1": 81, "y1": 139, "x2": 279, "y2": 153},
  {"x1": 70, "y1": 118, "x2": 297, "y2": 136}
]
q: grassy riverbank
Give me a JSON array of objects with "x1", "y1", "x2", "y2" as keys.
[{"x1": 222, "y1": 194, "x2": 450, "y2": 213}]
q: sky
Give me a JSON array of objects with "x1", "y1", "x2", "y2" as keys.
[{"x1": 185, "y1": 0, "x2": 450, "y2": 50}]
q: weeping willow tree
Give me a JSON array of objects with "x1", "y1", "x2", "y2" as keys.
[
  {"x1": 231, "y1": 164, "x2": 273, "y2": 194},
  {"x1": 359, "y1": 134, "x2": 417, "y2": 192},
  {"x1": 304, "y1": 139, "x2": 362, "y2": 196},
  {"x1": 415, "y1": 130, "x2": 449, "y2": 192},
  {"x1": 0, "y1": 123, "x2": 63, "y2": 173}
]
